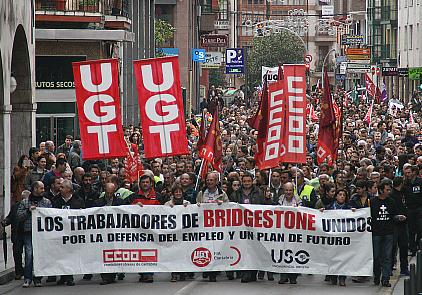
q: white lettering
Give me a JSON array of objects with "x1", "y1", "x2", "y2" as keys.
[
  {"x1": 84, "y1": 94, "x2": 116, "y2": 123},
  {"x1": 87, "y1": 124, "x2": 117, "y2": 154},
  {"x1": 145, "y1": 94, "x2": 179, "y2": 123},
  {"x1": 141, "y1": 62, "x2": 174, "y2": 92},
  {"x1": 265, "y1": 143, "x2": 279, "y2": 160},
  {"x1": 287, "y1": 76, "x2": 304, "y2": 93},
  {"x1": 149, "y1": 123, "x2": 180, "y2": 153},
  {"x1": 288, "y1": 116, "x2": 304, "y2": 133},
  {"x1": 80, "y1": 63, "x2": 112, "y2": 92},
  {"x1": 288, "y1": 135, "x2": 304, "y2": 153}
]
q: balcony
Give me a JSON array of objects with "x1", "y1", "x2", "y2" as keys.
[{"x1": 35, "y1": 0, "x2": 131, "y2": 29}]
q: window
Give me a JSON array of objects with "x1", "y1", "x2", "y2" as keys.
[
  {"x1": 404, "y1": 26, "x2": 408, "y2": 50},
  {"x1": 409, "y1": 25, "x2": 413, "y2": 50},
  {"x1": 417, "y1": 24, "x2": 420, "y2": 49}
]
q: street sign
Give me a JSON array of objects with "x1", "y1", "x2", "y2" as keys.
[
  {"x1": 192, "y1": 49, "x2": 206, "y2": 62},
  {"x1": 341, "y1": 35, "x2": 364, "y2": 46},
  {"x1": 382, "y1": 67, "x2": 398, "y2": 76},
  {"x1": 214, "y1": 20, "x2": 229, "y2": 30},
  {"x1": 225, "y1": 48, "x2": 244, "y2": 74},
  {"x1": 201, "y1": 52, "x2": 223, "y2": 69},
  {"x1": 339, "y1": 62, "x2": 347, "y2": 75},
  {"x1": 347, "y1": 63, "x2": 370, "y2": 73},
  {"x1": 322, "y1": 6, "x2": 334, "y2": 18},
  {"x1": 398, "y1": 68, "x2": 409, "y2": 77},
  {"x1": 336, "y1": 74, "x2": 346, "y2": 81},
  {"x1": 346, "y1": 48, "x2": 371, "y2": 60},
  {"x1": 200, "y1": 34, "x2": 228, "y2": 47}
]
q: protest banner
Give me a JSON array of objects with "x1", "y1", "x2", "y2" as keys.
[
  {"x1": 72, "y1": 59, "x2": 127, "y2": 160},
  {"x1": 32, "y1": 204, "x2": 373, "y2": 276}
]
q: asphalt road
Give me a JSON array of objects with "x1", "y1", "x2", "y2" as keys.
[{"x1": 1, "y1": 272, "x2": 399, "y2": 295}]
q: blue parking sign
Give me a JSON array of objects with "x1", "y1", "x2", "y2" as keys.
[
  {"x1": 192, "y1": 49, "x2": 206, "y2": 62},
  {"x1": 225, "y1": 48, "x2": 244, "y2": 74}
]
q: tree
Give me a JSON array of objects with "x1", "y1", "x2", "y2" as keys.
[
  {"x1": 247, "y1": 31, "x2": 306, "y2": 87},
  {"x1": 154, "y1": 19, "x2": 175, "y2": 56},
  {"x1": 209, "y1": 68, "x2": 227, "y2": 88}
]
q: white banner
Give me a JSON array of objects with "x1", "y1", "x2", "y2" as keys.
[
  {"x1": 262, "y1": 66, "x2": 280, "y2": 84},
  {"x1": 32, "y1": 204, "x2": 373, "y2": 276}
]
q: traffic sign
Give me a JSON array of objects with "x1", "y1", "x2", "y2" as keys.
[
  {"x1": 225, "y1": 48, "x2": 244, "y2": 75},
  {"x1": 341, "y1": 35, "x2": 364, "y2": 46},
  {"x1": 192, "y1": 49, "x2": 206, "y2": 62},
  {"x1": 201, "y1": 52, "x2": 223, "y2": 69},
  {"x1": 305, "y1": 54, "x2": 312, "y2": 63}
]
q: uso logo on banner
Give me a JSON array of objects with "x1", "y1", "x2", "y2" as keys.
[
  {"x1": 72, "y1": 59, "x2": 127, "y2": 160},
  {"x1": 134, "y1": 57, "x2": 189, "y2": 158}
]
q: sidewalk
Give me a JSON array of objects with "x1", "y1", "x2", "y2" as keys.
[
  {"x1": 392, "y1": 256, "x2": 416, "y2": 295},
  {"x1": 0, "y1": 237, "x2": 15, "y2": 285}
]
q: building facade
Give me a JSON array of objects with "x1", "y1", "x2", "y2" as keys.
[
  {"x1": 0, "y1": 1, "x2": 35, "y2": 218},
  {"x1": 398, "y1": 0, "x2": 422, "y2": 100}
]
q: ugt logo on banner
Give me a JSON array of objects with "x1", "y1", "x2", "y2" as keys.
[
  {"x1": 72, "y1": 59, "x2": 127, "y2": 160},
  {"x1": 134, "y1": 56, "x2": 189, "y2": 158}
]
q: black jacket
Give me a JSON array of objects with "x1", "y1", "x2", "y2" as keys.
[
  {"x1": 230, "y1": 186, "x2": 262, "y2": 204},
  {"x1": 94, "y1": 196, "x2": 127, "y2": 207},
  {"x1": 3, "y1": 202, "x2": 24, "y2": 243},
  {"x1": 404, "y1": 177, "x2": 422, "y2": 209},
  {"x1": 390, "y1": 188, "x2": 407, "y2": 223},
  {"x1": 370, "y1": 196, "x2": 398, "y2": 236},
  {"x1": 52, "y1": 195, "x2": 85, "y2": 209},
  {"x1": 74, "y1": 188, "x2": 100, "y2": 208}
]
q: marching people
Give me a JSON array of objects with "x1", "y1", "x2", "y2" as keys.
[
  {"x1": 165, "y1": 183, "x2": 190, "y2": 282},
  {"x1": 17, "y1": 181, "x2": 52, "y2": 287},
  {"x1": 370, "y1": 179, "x2": 399, "y2": 287},
  {"x1": 10, "y1": 79, "x2": 422, "y2": 290}
]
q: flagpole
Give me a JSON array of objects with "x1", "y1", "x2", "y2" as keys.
[
  {"x1": 268, "y1": 169, "x2": 272, "y2": 189},
  {"x1": 195, "y1": 158, "x2": 205, "y2": 191}
]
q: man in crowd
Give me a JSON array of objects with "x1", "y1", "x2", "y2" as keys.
[
  {"x1": 56, "y1": 135, "x2": 73, "y2": 159},
  {"x1": 25, "y1": 156, "x2": 47, "y2": 190},
  {"x1": 17, "y1": 181, "x2": 52, "y2": 288},
  {"x1": 42, "y1": 158, "x2": 67, "y2": 191}
]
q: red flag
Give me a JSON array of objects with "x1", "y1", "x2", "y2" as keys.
[
  {"x1": 199, "y1": 107, "x2": 223, "y2": 172},
  {"x1": 124, "y1": 144, "x2": 144, "y2": 183},
  {"x1": 255, "y1": 78, "x2": 281, "y2": 170},
  {"x1": 247, "y1": 76, "x2": 268, "y2": 130},
  {"x1": 197, "y1": 111, "x2": 206, "y2": 151},
  {"x1": 365, "y1": 73, "x2": 377, "y2": 98},
  {"x1": 307, "y1": 103, "x2": 319, "y2": 122},
  {"x1": 72, "y1": 59, "x2": 127, "y2": 160},
  {"x1": 133, "y1": 56, "x2": 189, "y2": 158},
  {"x1": 333, "y1": 100, "x2": 341, "y2": 120},
  {"x1": 317, "y1": 70, "x2": 336, "y2": 165},
  {"x1": 410, "y1": 110, "x2": 415, "y2": 125},
  {"x1": 280, "y1": 65, "x2": 307, "y2": 164},
  {"x1": 364, "y1": 99, "x2": 374, "y2": 125},
  {"x1": 254, "y1": 64, "x2": 307, "y2": 168}
]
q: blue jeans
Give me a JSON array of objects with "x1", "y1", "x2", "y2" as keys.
[
  {"x1": 372, "y1": 235, "x2": 393, "y2": 282},
  {"x1": 23, "y1": 233, "x2": 41, "y2": 283}
]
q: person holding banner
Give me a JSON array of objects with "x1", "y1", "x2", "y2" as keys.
[
  {"x1": 293, "y1": 169, "x2": 318, "y2": 208},
  {"x1": 165, "y1": 183, "x2": 190, "y2": 282},
  {"x1": 321, "y1": 189, "x2": 352, "y2": 286},
  {"x1": 17, "y1": 181, "x2": 52, "y2": 288},
  {"x1": 94, "y1": 182, "x2": 126, "y2": 285},
  {"x1": 196, "y1": 171, "x2": 228, "y2": 282}
]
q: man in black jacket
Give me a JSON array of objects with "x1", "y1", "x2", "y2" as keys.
[
  {"x1": 390, "y1": 176, "x2": 409, "y2": 276},
  {"x1": 1, "y1": 190, "x2": 30, "y2": 280},
  {"x1": 51, "y1": 180, "x2": 84, "y2": 286},
  {"x1": 370, "y1": 179, "x2": 400, "y2": 287},
  {"x1": 94, "y1": 183, "x2": 126, "y2": 285},
  {"x1": 403, "y1": 165, "x2": 422, "y2": 256},
  {"x1": 74, "y1": 173, "x2": 99, "y2": 209}
]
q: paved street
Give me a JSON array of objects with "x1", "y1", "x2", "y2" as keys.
[{"x1": 1, "y1": 272, "x2": 400, "y2": 295}]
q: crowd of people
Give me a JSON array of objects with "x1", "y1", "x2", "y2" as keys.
[{"x1": 2, "y1": 85, "x2": 422, "y2": 289}]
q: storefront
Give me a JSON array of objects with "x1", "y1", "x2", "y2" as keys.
[{"x1": 35, "y1": 55, "x2": 85, "y2": 146}]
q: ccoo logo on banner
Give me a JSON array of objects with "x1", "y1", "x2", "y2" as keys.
[{"x1": 32, "y1": 204, "x2": 373, "y2": 277}]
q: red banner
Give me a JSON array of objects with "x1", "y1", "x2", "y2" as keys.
[
  {"x1": 254, "y1": 65, "x2": 307, "y2": 169},
  {"x1": 133, "y1": 57, "x2": 189, "y2": 158},
  {"x1": 281, "y1": 65, "x2": 307, "y2": 164},
  {"x1": 72, "y1": 59, "x2": 127, "y2": 160}
]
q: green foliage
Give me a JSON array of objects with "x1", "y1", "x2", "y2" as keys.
[
  {"x1": 247, "y1": 31, "x2": 306, "y2": 87},
  {"x1": 154, "y1": 19, "x2": 175, "y2": 48},
  {"x1": 209, "y1": 68, "x2": 227, "y2": 88}
]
